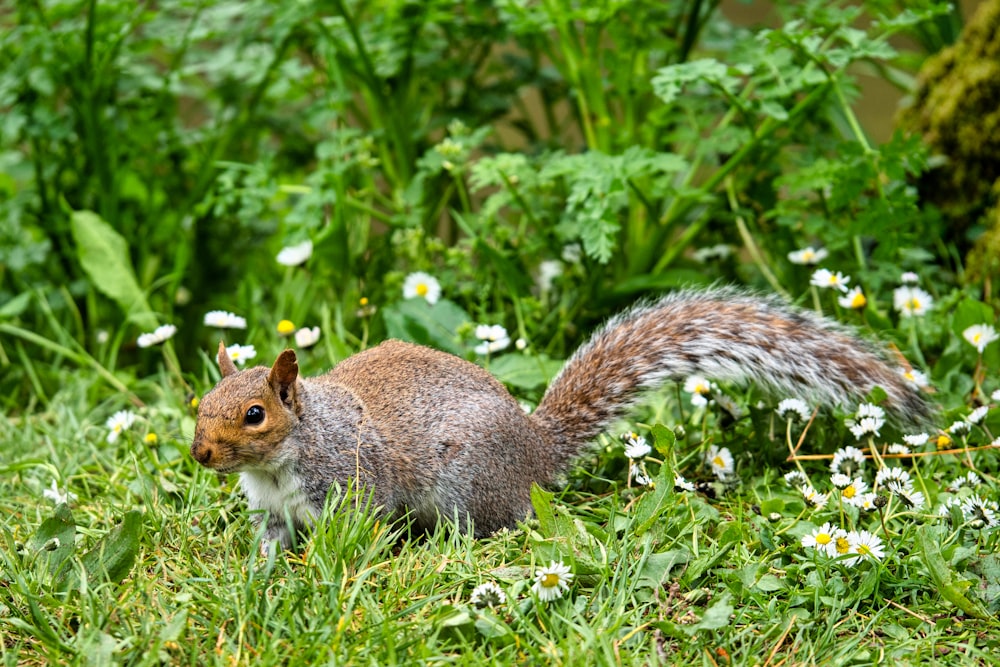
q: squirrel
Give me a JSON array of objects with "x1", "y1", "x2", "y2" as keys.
[{"x1": 190, "y1": 287, "x2": 932, "y2": 549}]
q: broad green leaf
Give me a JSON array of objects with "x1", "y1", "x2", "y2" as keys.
[
  {"x1": 29, "y1": 503, "x2": 76, "y2": 576},
  {"x1": 57, "y1": 510, "x2": 142, "y2": 590},
  {"x1": 916, "y1": 525, "x2": 989, "y2": 619},
  {"x1": 488, "y1": 353, "x2": 564, "y2": 390},
  {"x1": 69, "y1": 211, "x2": 156, "y2": 330},
  {"x1": 530, "y1": 484, "x2": 556, "y2": 536},
  {"x1": 381, "y1": 298, "x2": 469, "y2": 356}
]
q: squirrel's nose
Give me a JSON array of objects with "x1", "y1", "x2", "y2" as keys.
[{"x1": 190, "y1": 441, "x2": 212, "y2": 465}]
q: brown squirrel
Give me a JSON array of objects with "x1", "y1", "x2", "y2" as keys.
[{"x1": 190, "y1": 287, "x2": 932, "y2": 549}]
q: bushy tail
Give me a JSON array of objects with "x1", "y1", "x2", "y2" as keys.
[{"x1": 529, "y1": 287, "x2": 932, "y2": 471}]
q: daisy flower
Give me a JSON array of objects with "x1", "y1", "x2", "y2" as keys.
[
  {"x1": 899, "y1": 271, "x2": 919, "y2": 284},
  {"x1": 469, "y1": 582, "x2": 507, "y2": 609},
  {"x1": 204, "y1": 310, "x2": 247, "y2": 329},
  {"x1": 42, "y1": 480, "x2": 77, "y2": 505},
  {"x1": 831, "y1": 529, "x2": 854, "y2": 562},
  {"x1": 224, "y1": 343, "x2": 257, "y2": 366},
  {"x1": 846, "y1": 403, "x2": 885, "y2": 440},
  {"x1": 787, "y1": 246, "x2": 829, "y2": 265},
  {"x1": 802, "y1": 485, "x2": 829, "y2": 509},
  {"x1": 295, "y1": 326, "x2": 321, "y2": 348},
  {"x1": 705, "y1": 445, "x2": 734, "y2": 479},
  {"x1": 692, "y1": 244, "x2": 733, "y2": 262},
  {"x1": 683, "y1": 375, "x2": 714, "y2": 407},
  {"x1": 784, "y1": 470, "x2": 808, "y2": 489},
  {"x1": 276, "y1": 239, "x2": 313, "y2": 266},
  {"x1": 967, "y1": 406, "x2": 989, "y2": 424},
  {"x1": 837, "y1": 286, "x2": 867, "y2": 310},
  {"x1": 887, "y1": 443, "x2": 911, "y2": 456},
  {"x1": 137, "y1": 324, "x2": 177, "y2": 348},
  {"x1": 901, "y1": 368, "x2": 929, "y2": 388},
  {"x1": 474, "y1": 324, "x2": 511, "y2": 355},
  {"x1": 841, "y1": 479, "x2": 870, "y2": 506},
  {"x1": 801, "y1": 522, "x2": 837, "y2": 554},
  {"x1": 893, "y1": 286, "x2": 933, "y2": 317},
  {"x1": 106, "y1": 410, "x2": 137, "y2": 443},
  {"x1": 831, "y1": 473, "x2": 851, "y2": 488},
  {"x1": 948, "y1": 420, "x2": 971, "y2": 435},
  {"x1": 850, "y1": 530, "x2": 886, "y2": 562},
  {"x1": 947, "y1": 471, "x2": 981, "y2": 491},
  {"x1": 875, "y1": 466, "x2": 912, "y2": 490},
  {"x1": 776, "y1": 398, "x2": 811, "y2": 422},
  {"x1": 902, "y1": 433, "x2": 929, "y2": 447},
  {"x1": 674, "y1": 473, "x2": 696, "y2": 492},
  {"x1": 402, "y1": 271, "x2": 442, "y2": 305},
  {"x1": 810, "y1": 268, "x2": 851, "y2": 293},
  {"x1": 536, "y1": 260, "x2": 564, "y2": 292},
  {"x1": 993, "y1": 389, "x2": 1000, "y2": 402},
  {"x1": 531, "y1": 561, "x2": 573, "y2": 602},
  {"x1": 961, "y1": 496, "x2": 999, "y2": 529},
  {"x1": 830, "y1": 446, "x2": 866, "y2": 476},
  {"x1": 885, "y1": 480, "x2": 924, "y2": 509},
  {"x1": 963, "y1": 324, "x2": 999, "y2": 354},
  {"x1": 630, "y1": 462, "x2": 651, "y2": 486},
  {"x1": 621, "y1": 432, "x2": 651, "y2": 459},
  {"x1": 276, "y1": 319, "x2": 296, "y2": 336}
]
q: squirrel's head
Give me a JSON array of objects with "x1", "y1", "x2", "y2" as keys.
[{"x1": 190, "y1": 341, "x2": 302, "y2": 474}]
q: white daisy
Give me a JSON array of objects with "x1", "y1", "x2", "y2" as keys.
[
  {"x1": 802, "y1": 485, "x2": 828, "y2": 509},
  {"x1": 967, "y1": 405, "x2": 989, "y2": 425},
  {"x1": 105, "y1": 410, "x2": 137, "y2": 443},
  {"x1": 855, "y1": 492, "x2": 879, "y2": 511},
  {"x1": 630, "y1": 462, "x2": 651, "y2": 486},
  {"x1": 683, "y1": 375, "x2": 714, "y2": 407},
  {"x1": 849, "y1": 416, "x2": 883, "y2": 440},
  {"x1": 536, "y1": 260, "x2": 564, "y2": 292},
  {"x1": 875, "y1": 466, "x2": 911, "y2": 490},
  {"x1": 294, "y1": 326, "x2": 321, "y2": 348},
  {"x1": 830, "y1": 446, "x2": 866, "y2": 476},
  {"x1": 948, "y1": 471, "x2": 981, "y2": 491},
  {"x1": 899, "y1": 271, "x2": 919, "y2": 284},
  {"x1": 776, "y1": 398, "x2": 811, "y2": 422},
  {"x1": 692, "y1": 244, "x2": 733, "y2": 263},
  {"x1": 42, "y1": 480, "x2": 77, "y2": 505},
  {"x1": 831, "y1": 473, "x2": 851, "y2": 488},
  {"x1": 784, "y1": 470, "x2": 808, "y2": 489},
  {"x1": 801, "y1": 522, "x2": 837, "y2": 553},
  {"x1": 531, "y1": 561, "x2": 573, "y2": 602},
  {"x1": 962, "y1": 324, "x2": 999, "y2": 354},
  {"x1": 830, "y1": 529, "x2": 855, "y2": 563},
  {"x1": 902, "y1": 433, "x2": 929, "y2": 447},
  {"x1": 705, "y1": 445, "x2": 734, "y2": 479},
  {"x1": 225, "y1": 343, "x2": 257, "y2": 366},
  {"x1": 276, "y1": 239, "x2": 313, "y2": 266},
  {"x1": 887, "y1": 443, "x2": 911, "y2": 456},
  {"x1": 837, "y1": 286, "x2": 867, "y2": 310},
  {"x1": 886, "y1": 480, "x2": 924, "y2": 509},
  {"x1": 474, "y1": 324, "x2": 511, "y2": 355},
  {"x1": 203, "y1": 310, "x2": 247, "y2": 329},
  {"x1": 893, "y1": 286, "x2": 933, "y2": 317},
  {"x1": 788, "y1": 246, "x2": 829, "y2": 265},
  {"x1": 948, "y1": 420, "x2": 971, "y2": 435},
  {"x1": 840, "y1": 478, "x2": 869, "y2": 505},
  {"x1": 850, "y1": 530, "x2": 886, "y2": 562},
  {"x1": 901, "y1": 368, "x2": 929, "y2": 388},
  {"x1": 469, "y1": 582, "x2": 507, "y2": 609},
  {"x1": 674, "y1": 473, "x2": 696, "y2": 492},
  {"x1": 402, "y1": 271, "x2": 442, "y2": 305},
  {"x1": 137, "y1": 324, "x2": 177, "y2": 348},
  {"x1": 992, "y1": 389, "x2": 1000, "y2": 402},
  {"x1": 960, "y1": 496, "x2": 999, "y2": 529},
  {"x1": 810, "y1": 268, "x2": 851, "y2": 293},
  {"x1": 622, "y1": 433, "x2": 651, "y2": 459}
]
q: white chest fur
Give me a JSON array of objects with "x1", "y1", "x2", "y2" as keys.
[{"x1": 239, "y1": 468, "x2": 315, "y2": 527}]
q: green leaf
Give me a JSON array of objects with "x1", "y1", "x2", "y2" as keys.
[
  {"x1": 0, "y1": 291, "x2": 32, "y2": 319},
  {"x1": 650, "y1": 424, "x2": 676, "y2": 458},
  {"x1": 29, "y1": 504, "x2": 76, "y2": 576},
  {"x1": 691, "y1": 592, "x2": 734, "y2": 633},
  {"x1": 488, "y1": 354, "x2": 564, "y2": 390},
  {"x1": 530, "y1": 484, "x2": 557, "y2": 536},
  {"x1": 56, "y1": 510, "x2": 142, "y2": 591},
  {"x1": 381, "y1": 298, "x2": 469, "y2": 356},
  {"x1": 637, "y1": 549, "x2": 690, "y2": 588},
  {"x1": 69, "y1": 211, "x2": 157, "y2": 330},
  {"x1": 915, "y1": 525, "x2": 989, "y2": 619}
]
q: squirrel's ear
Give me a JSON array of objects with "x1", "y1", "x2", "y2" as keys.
[
  {"x1": 218, "y1": 340, "x2": 239, "y2": 378},
  {"x1": 268, "y1": 349, "x2": 299, "y2": 409}
]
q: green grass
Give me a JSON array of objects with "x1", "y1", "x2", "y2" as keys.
[{"x1": 2, "y1": 372, "x2": 999, "y2": 665}]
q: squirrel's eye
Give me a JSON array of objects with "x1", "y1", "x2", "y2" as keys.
[{"x1": 245, "y1": 405, "x2": 265, "y2": 425}]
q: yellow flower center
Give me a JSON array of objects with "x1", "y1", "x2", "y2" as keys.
[
  {"x1": 857, "y1": 544, "x2": 871, "y2": 556},
  {"x1": 540, "y1": 573, "x2": 560, "y2": 588},
  {"x1": 712, "y1": 456, "x2": 725, "y2": 468},
  {"x1": 851, "y1": 293, "x2": 866, "y2": 309},
  {"x1": 232, "y1": 351, "x2": 240, "y2": 360},
  {"x1": 907, "y1": 297, "x2": 921, "y2": 310},
  {"x1": 190, "y1": 396, "x2": 200, "y2": 409},
  {"x1": 936, "y1": 434, "x2": 952, "y2": 449},
  {"x1": 145, "y1": 433, "x2": 158, "y2": 445},
  {"x1": 277, "y1": 319, "x2": 296, "y2": 335},
  {"x1": 972, "y1": 333, "x2": 982, "y2": 344},
  {"x1": 802, "y1": 251, "x2": 815, "y2": 261},
  {"x1": 416, "y1": 283, "x2": 429, "y2": 297},
  {"x1": 843, "y1": 486, "x2": 856, "y2": 499},
  {"x1": 816, "y1": 533, "x2": 831, "y2": 545},
  {"x1": 835, "y1": 537, "x2": 851, "y2": 554},
  {"x1": 359, "y1": 297, "x2": 369, "y2": 306}
]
